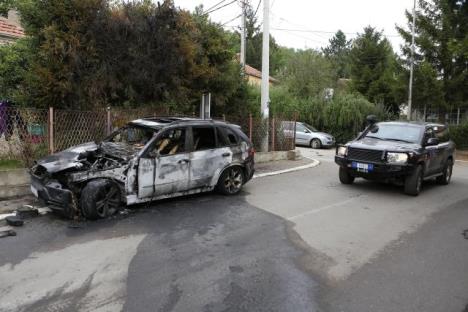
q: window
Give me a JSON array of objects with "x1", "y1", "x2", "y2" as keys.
[
  {"x1": 192, "y1": 127, "x2": 216, "y2": 151},
  {"x1": 151, "y1": 128, "x2": 186, "y2": 156},
  {"x1": 108, "y1": 126, "x2": 158, "y2": 148},
  {"x1": 365, "y1": 123, "x2": 423, "y2": 144},
  {"x1": 433, "y1": 126, "x2": 449, "y2": 143},
  {"x1": 217, "y1": 127, "x2": 238, "y2": 147},
  {"x1": 296, "y1": 123, "x2": 307, "y2": 132}
]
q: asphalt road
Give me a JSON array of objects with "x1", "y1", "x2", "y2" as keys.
[{"x1": 1, "y1": 148, "x2": 468, "y2": 312}]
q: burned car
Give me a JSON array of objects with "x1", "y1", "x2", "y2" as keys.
[{"x1": 30, "y1": 117, "x2": 255, "y2": 219}]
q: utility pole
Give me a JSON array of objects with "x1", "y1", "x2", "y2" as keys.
[
  {"x1": 260, "y1": 0, "x2": 270, "y2": 152},
  {"x1": 407, "y1": 0, "x2": 416, "y2": 121},
  {"x1": 240, "y1": 0, "x2": 246, "y2": 69}
]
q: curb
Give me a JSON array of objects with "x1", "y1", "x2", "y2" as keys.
[{"x1": 253, "y1": 158, "x2": 320, "y2": 179}]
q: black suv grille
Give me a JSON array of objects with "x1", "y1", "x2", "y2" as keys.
[{"x1": 348, "y1": 147, "x2": 384, "y2": 163}]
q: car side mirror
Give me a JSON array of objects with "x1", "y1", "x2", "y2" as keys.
[
  {"x1": 425, "y1": 137, "x2": 439, "y2": 146},
  {"x1": 366, "y1": 115, "x2": 378, "y2": 125}
]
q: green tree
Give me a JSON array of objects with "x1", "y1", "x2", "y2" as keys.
[
  {"x1": 397, "y1": 0, "x2": 468, "y2": 120},
  {"x1": 323, "y1": 30, "x2": 352, "y2": 79},
  {"x1": 349, "y1": 26, "x2": 403, "y2": 114},
  {"x1": 281, "y1": 49, "x2": 336, "y2": 98}
]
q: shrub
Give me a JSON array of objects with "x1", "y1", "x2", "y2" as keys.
[{"x1": 449, "y1": 123, "x2": 468, "y2": 150}]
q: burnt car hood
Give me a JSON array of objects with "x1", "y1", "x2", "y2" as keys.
[
  {"x1": 349, "y1": 137, "x2": 420, "y2": 152},
  {"x1": 35, "y1": 142, "x2": 136, "y2": 174}
]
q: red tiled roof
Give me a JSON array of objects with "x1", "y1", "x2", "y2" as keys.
[
  {"x1": 0, "y1": 19, "x2": 24, "y2": 39},
  {"x1": 245, "y1": 64, "x2": 278, "y2": 83}
]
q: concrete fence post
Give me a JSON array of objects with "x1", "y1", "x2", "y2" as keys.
[
  {"x1": 48, "y1": 106, "x2": 54, "y2": 154},
  {"x1": 271, "y1": 117, "x2": 276, "y2": 152},
  {"x1": 293, "y1": 112, "x2": 297, "y2": 151}
]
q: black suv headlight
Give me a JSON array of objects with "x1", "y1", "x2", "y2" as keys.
[
  {"x1": 386, "y1": 152, "x2": 408, "y2": 164},
  {"x1": 337, "y1": 146, "x2": 348, "y2": 156}
]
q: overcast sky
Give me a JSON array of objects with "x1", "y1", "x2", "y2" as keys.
[{"x1": 175, "y1": 0, "x2": 414, "y2": 54}]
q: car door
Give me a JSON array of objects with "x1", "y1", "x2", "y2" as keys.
[
  {"x1": 137, "y1": 127, "x2": 190, "y2": 198},
  {"x1": 423, "y1": 128, "x2": 440, "y2": 175},
  {"x1": 295, "y1": 123, "x2": 310, "y2": 145},
  {"x1": 188, "y1": 125, "x2": 223, "y2": 189},
  {"x1": 433, "y1": 125, "x2": 450, "y2": 171}
]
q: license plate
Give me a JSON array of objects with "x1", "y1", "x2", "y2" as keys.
[
  {"x1": 352, "y1": 162, "x2": 374, "y2": 173},
  {"x1": 30, "y1": 185, "x2": 38, "y2": 198}
]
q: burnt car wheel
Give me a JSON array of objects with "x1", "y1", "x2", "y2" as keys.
[
  {"x1": 436, "y1": 158, "x2": 453, "y2": 185},
  {"x1": 311, "y1": 138, "x2": 322, "y2": 149},
  {"x1": 404, "y1": 164, "x2": 423, "y2": 196},
  {"x1": 217, "y1": 166, "x2": 244, "y2": 195},
  {"x1": 81, "y1": 179, "x2": 121, "y2": 220},
  {"x1": 339, "y1": 167, "x2": 355, "y2": 184}
]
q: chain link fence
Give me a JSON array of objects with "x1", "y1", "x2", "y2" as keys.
[{"x1": 1, "y1": 106, "x2": 296, "y2": 167}]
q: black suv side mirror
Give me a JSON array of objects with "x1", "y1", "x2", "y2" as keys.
[
  {"x1": 425, "y1": 137, "x2": 439, "y2": 146},
  {"x1": 366, "y1": 115, "x2": 378, "y2": 125}
]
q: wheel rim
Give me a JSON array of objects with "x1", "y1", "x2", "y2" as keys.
[
  {"x1": 224, "y1": 168, "x2": 243, "y2": 194},
  {"x1": 95, "y1": 184, "x2": 120, "y2": 218},
  {"x1": 312, "y1": 140, "x2": 319, "y2": 148}
]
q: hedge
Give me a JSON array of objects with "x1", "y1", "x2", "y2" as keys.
[{"x1": 449, "y1": 123, "x2": 468, "y2": 150}]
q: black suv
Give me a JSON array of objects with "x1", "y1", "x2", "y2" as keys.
[{"x1": 335, "y1": 118, "x2": 455, "y2": 196}]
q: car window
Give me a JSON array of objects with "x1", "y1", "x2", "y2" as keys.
[
  {"x1": 304, "y1": 123, "x2": 318, "y2": 132},
  {"x1": 193, "y1": 126, "x2": 216, "y2": 151},
  {"x1": 365, "y1": 123, "x2": 423, "y2": 144},
  {"x1": 150, "y1": 128, "x2": 186, "y2": 156},
  {"x1": 217, "y1": 127, "x2": 238, "y2": 146},
  {"x1": 433, "y1": 126, "x2": 449, "y2": 143},
  {"x1": 108, "y1": 125, "x2": 157, "y2": 148},
  {"x1": 296, "y1": 123, "x2": 307, "y2": 132}
]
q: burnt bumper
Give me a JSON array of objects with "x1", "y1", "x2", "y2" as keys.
[
  {"x1": 335, "y1": 156, "x2": 415, "y2": 179},
  {"x1": 30, "y1": 175, "x2": 75, "y2": 218}
]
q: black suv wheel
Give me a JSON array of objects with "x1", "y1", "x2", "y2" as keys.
[
  {"x1": 404, "y1": 165, "x2": 423, "y2": 196},
  {"x1": 339, "y1": 167, "x2": 355, "y2": 184},
  {"x1": 436, "y1": 158, "x2": 453, "y2": 185}
]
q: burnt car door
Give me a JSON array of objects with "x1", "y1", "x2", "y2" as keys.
[
  {"x1": 137, "y1": 127, "x2": 190, "y2": 198},
  {"x1": 188, "y1": 125, "x2": 224, "y2": 189}
]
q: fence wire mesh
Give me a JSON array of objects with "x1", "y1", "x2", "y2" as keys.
[
  {"x1": 0, "y1": 106, "x2": 49, "y2": 167},
  {"x1": 1, "y1": 106, "x2": 297, "y2": 167}
]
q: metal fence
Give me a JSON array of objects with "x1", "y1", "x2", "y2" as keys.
[
  {"x1": 412, "y1": 107, "x2": 468, "y2": 125},
  {"x1": 0, "y1": 106, "x2": 295, "y2": 167}
]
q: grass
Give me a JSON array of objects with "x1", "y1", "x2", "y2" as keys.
[{"x1": 0, "y1": 159, "x2": 25, "y2": 170}]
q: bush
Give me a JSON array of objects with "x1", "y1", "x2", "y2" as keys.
[{"x1": 449, "y1": 123, "x2": 468, "y2": 150}]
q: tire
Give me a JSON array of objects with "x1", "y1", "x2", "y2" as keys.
[
  {"x1": 310, "y1": 138, "x2": 322, "y2": 149},
  {"x1": 404, "y1": 164, "x2": 423, "y2": 196},
  {"x1": 436, "y1": 158, "x2": 453, "y2": 185},
  {"x1": 339, "y1": 167, "x2": 355, "y2": 184},
  {"x1": 216, "y1": 166, "x2": 244, "y2": 195},
  {"x1": 80, "y1": 179, "x2": 121, "y2": 220}
]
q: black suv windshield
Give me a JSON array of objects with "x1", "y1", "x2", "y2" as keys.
[{"x1": 365, "y1": 123, "x2": 423, "y2": 144}]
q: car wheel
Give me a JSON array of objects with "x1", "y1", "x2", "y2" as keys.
[
  {"x1": 80, "y1": 179, "x2": 121, "y2": 220},
  {"x1": 339, "y1": 167, "x2": 355, "y2": 184},
  {"x1": 310, "y1": 138, "x2": 322, "y2": 149},
  {"x1": 217, "y1": 166, "x2": 244, "y2": 195},
  {"x1": 404, "y1": 164, "x2": 423, "y2": 196},
  {"x1": 436, "y1": 158, "x2": 453, "y2": 185}
]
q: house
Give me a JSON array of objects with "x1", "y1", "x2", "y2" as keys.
[
  {"x1": 244, "y1": 64, "x2": 278, "y2": 87},
  {"x1": 0, "y1": 10, "x2": 24, "y2": 45}
]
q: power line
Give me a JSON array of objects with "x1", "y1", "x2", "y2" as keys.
[
  {"x1": 253, "y1": 0, "x2": 262, "y2": 17},
  {"x1": 204, "y1": 0, "x2": 238, "y2": 15},
  {"x1": 271, "y1": 27, "x2": 401, "y2": 38},
  {"x1": 204, "y1": 0, "x2": 229, "y2": 13},
  {"x1": 221, "y1": 14, "x2": 243, "y2": 26}
]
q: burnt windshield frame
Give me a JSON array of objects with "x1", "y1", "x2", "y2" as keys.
[{"x1": 103, "y1": 124, "x2": 160, "y2": 144}]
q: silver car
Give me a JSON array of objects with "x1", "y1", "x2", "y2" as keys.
[{"x1": 283, "y1": 121, "x2": 335, "y2": 149}]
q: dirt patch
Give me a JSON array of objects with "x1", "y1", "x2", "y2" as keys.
[{"x1": 456, "y1": 150, "x2": 468, "y2": 161}]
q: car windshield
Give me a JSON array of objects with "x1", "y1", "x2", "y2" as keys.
[
  {"x1": 106, "y1": 125, "x2": 159, "y2": 148},
  {"x1": 365, "y1": 123, "x2": 423, "y2": 144},
  {"x1": 304, "y1": 123, "x2": 318, "y2": 132}
]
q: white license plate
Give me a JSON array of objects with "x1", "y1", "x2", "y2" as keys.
[{"x1": 30, "y1": 185, "x2": 38, "y2": 197}]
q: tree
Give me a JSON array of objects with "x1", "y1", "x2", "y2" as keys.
[
  {"x1": 281, "y1": 49, "x2": 336, "y2": 98},
  {"x1": 323, "y1": 30, "x2": 352, "y2": 79},
  {"x1": 0, "y1": 0, "x2": 14, "y2": 17},
  {"x1": 397, "y1": 0, "x2": 468, "y2": 120},
  {"x1": 349, "y1": 27, "x2": 403, "y2": 114}
]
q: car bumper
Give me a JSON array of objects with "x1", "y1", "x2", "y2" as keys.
[
  {"x1": 335, "y1": 156, "x2": 415, "y2": 179},
  {"x1": 30, "y1": 175, "x2": 75, "y2": 218}
]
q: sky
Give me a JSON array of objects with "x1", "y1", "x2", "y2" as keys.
[{"x1": 175, "y1": 0, "x2": 415, "y2": 54}]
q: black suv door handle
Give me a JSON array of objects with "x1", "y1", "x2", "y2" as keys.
[
  {"x1": 222, "y1": 152, "x2": 231, "y2": 157},
  {"x1": 178, "y1": 159, "x2": 190, "y2": 164}
]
